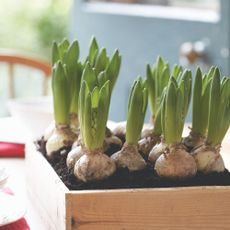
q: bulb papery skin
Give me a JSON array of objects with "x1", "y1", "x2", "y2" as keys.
[
  {"x1": 191, "y1": 144, "x2": 225, "y2": 173},
  {"x1": 155, "y1": 144, "x2": 197, "y2": 180},
  {"x1": 141, "y1": 125, "x2": 154, "y2": 139},
  {"x1": 103, "y1": 126, "x2": 123, "y2": 152},
  {"x1": 74, "y1": 148, "x2": 116, "y2": 182},
  {"x1": 138, "y1": 134, "x2": 160, "y2": 156},
  {"x1": 46, "y1": 125, "x2": 77, "y2": 158},
  {"x1": 72, "y1": 135, "x2": 82, "y2": 149},
  {"x1": 66, "y1": 145, "x2": 84, "y2": 170},
  {"x1": 104, "y1": 135, "x2": 123, "y2": 151},
  {"x1": 183, "y1": 131, "x2": 205, "y2": 151},
  {"x1": 148, "y1": 142, "x2": 167, "y2": 164},
  {"x1": 73, "y1": 128, "x2": 122, "y2": 154},
  {"x1": 111, "y1": 143, "x2": 146, "y2": 171},
  {"x1": 112, "y1": 122, "x2": 126, "y2": 142},
  {"x1": 70, "y1": 113, "x2": 79, "y2": 134},
  {"x1": 43, "y1": 121, "x2": 55, "y2": 141}
]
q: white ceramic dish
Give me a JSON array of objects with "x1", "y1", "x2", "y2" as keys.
[
  {"x1": 0, "y1": 192, "x2": 25, "y2": 227},
  {"x1": 0, "y1": 166, "x2": 9, "y2": 188},
  {"x1": 7, "y1": 96, "x2": 53, "y2": 140}
]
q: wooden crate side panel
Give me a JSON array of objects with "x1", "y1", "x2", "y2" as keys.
[
  {"x1": 68, "y1": 188, "x2": 230, "y2": 230},
  {"x1": 25, "y1": 142, "x2": 69, "y2": 230}
]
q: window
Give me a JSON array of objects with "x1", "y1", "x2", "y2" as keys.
[
  {"x1": 86, "y1": 0, "x2": 220, "y2": 12},
  {"x1": 84, "y1": 0, "x2": 220, "y2": 22}
]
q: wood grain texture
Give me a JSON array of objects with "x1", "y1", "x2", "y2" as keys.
[
  {"x1": 68, "y1": 187, "x2": 230, "y2": 230},
  {"x1": 25, "y1": 142, "x2": 68, "y2": 230}
]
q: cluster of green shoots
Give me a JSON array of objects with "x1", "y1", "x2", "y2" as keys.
[
  {"x1": 48, "y1": 37, "x2": 230, "y2": 180},
  {"x1": 146, "y1": 57, "x2": 225, "y2": 178},
  {"x1": 79, "y1": 66, "x2": 113, "y2": 151},
  {"x1": 45, "y1": 39, "x2": 84, "y2": 157},
  {"x1": 51, "y1": 37, "x2": 121, "y2": 131},
  {"x1": 186, "y1": 67, "x2": 230, "y2": 173},
  {"x1": 138, "y1": 57, "x2": 184, "y2": 157},
  {"x1": 146, "y1": 57, "x2": 183, "y2": 135},
  {"x1": 48, "y1": 37, "x2": 121, "y2": 159},
  {"x1": 147, "y1": 57, "x2": 182, "y2": 121},
  {"x1": 206, "y1": 69, "x2": 230, "y2": 146},
  {"x1": 73, "y1": 42, "x2": 121, "y2": 182},
  {"x1": 52, "y1": 40, "x2": 82, "y2": 127},
  {"x1": 189, "y1": 67, "x2": 230, "y2": 147},
  {"x1": 79, "y1": 50, "x2": 121, "y2": 151},
  {"x1": 191, "y1": 67, "x2": 214, "y2": 139}
]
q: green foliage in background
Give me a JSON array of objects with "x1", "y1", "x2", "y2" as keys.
[{"x1": 0, "y1": 0, "x2": 71, "y2": 59}]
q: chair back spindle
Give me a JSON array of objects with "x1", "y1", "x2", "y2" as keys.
[{"x1": 0, "y1": 49, "x2": 51, "y2": 98}]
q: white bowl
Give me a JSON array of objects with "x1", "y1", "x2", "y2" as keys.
[
  {"x1": 0, "y1": 166, "x2": 9, "y2": 188},
  {"x1": 0, "y1": 192, "x2": 26, "y2": 227},
  {"x1": 7, "y1": 96, "x2": 53, "y2": 140}
]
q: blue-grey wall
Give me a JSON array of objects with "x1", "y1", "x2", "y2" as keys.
[{"x1": 70, "y1": 0, "x2": 230, "y2": 121}]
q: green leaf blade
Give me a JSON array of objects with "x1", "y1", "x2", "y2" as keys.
[
  {"x1": 106, "y1": 49, "x2": 121, "y2": 92},
  {"x1": 126, "y1": 78, "x2": 148, "y2": 144},
  {"x1": 206, "y1": 69, "x2": 221, "y2": 145},
  {"x1": 52, "y1": 61, "x2": 70, "y2": 125}
]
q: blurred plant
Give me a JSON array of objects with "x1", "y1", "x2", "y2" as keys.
[
  {"x1": 0, "y1": 0, "x2": 71, "y2": 59},
  {"x1": 35, "y1": 1, "x2": 70, "y2": 56}
]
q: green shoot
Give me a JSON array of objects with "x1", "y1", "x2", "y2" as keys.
[
  {"x1": 172, "y1": 64, "x2": 183, "y2": 80},
  {"x1": 57, "y1": 39, "x2": 70, "y2": 60},
  {"x1": 52, "y1": 39, "x2": 82, "y2": 115},
  {"x1": 82, "y1": 37, "x2": 121, "y2": 100},
  {"x1": 106, "y1": 49, "x2": 122, "y2": 93},
  {"x1": 94, "y1": 48, "x2": 109, "y2": 76},
  {"x1": 206, "y1": 68, "x2": 230, "y2": 146},
  {"x1": 52, "y1": 41, "x2": 60, "y2": 66},
  {"x1": 64, "y1": 41, "x2": 81, "y2": 114},
  {"x1": 126, "y1": 78, "x2": 148, "y2": 145},
  {"x1": 94, "y1": 48, "x2": 121, "y2": 97},
  {"x1": 217, "y1": 77, "x2": 230, "y2": 144},
  {"x1": 154, "y1": 88, "x2": 166, "y2": 136},
  {"x1": 79, "y1": 63, "x2": 112, "y2": 150},
  {"x1": 177, "y1": 70, "x2": 192, "y2": 120},
  {"x1": 147, "y1": 56, "x2": 183, "y2": 122},
  {"x1": 79, "y1": 79, "x2": 111, "y2": 151},
  {"x1": 87, "y1": 36, "x2": 99, "y2": 66},
  {"x1": 52, "y1": 61, "x2": 70, "y2": 125},
  {"x1": 162, "y1": 74, "x2": 192, "y2": 145},
  {"x1": 192, "y1": 67, "x2": 213, "y2": 136},
  {"x1": 69, "y1": 62, "x2": 83, "y2": 114},
  {"x1": 81, "y1": 62, "x2": 98, "y2": 91}
]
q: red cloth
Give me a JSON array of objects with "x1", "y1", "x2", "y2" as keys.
[
  {"x1": 0, "y1": 219, "x2": 30, "y2": 230},
  {"x1": 0, "y1": 142, "x2": 25, "y2": 158},
  {"x1": 0, "y1": 188, "x2": 30, "y2": 230}
]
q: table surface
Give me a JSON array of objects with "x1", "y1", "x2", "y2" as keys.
[
  {"x1": 1, "y1": 118, "x2": 230, "y2": 230},
  {"x1": 0, "y1": 158, "x2": 45, "y2": 229}
]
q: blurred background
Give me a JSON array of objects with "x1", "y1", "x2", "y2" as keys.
[
  {"x1": 0, "y1": 0, "x2": 70, "y2": 116},
  {"x1": 0, "y1": 0, "x2": 229, "y2": 121}
]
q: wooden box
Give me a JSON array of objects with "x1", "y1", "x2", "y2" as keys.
[{"x1": 25, "y1": 137, "x2": 230, "y2": 230}]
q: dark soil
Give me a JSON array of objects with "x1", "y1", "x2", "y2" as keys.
[{"x1": 35, "y1": 138, "x2": 230, "y2": 191}]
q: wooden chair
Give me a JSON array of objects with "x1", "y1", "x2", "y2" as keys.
[{"x1": 0, "y1": 49, "x2": 52, "y2": 98}]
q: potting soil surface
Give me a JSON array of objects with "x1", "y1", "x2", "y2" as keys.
[{"x1": 36, "y1": 139, "x2": 230, "y2": 190}]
